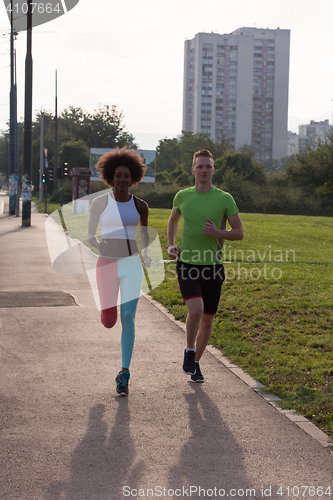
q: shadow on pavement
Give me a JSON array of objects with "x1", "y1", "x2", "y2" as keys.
[
  {"x1": 45, "y1": 400, "x2": 145, "y2": 500},
  {"x1": 168, "y1": 383, "x2": 259, "y2": 499}
]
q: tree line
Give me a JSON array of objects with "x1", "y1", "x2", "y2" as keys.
[
  {"x1": 1, "y1": 104, "x2": 332, "y2": 216},
  {"x1": 130, "y1": 130, "x2": 333, "y2": 217},
  {"x1": 0, "y1": 104, "x2": 137, "y2": 194}
]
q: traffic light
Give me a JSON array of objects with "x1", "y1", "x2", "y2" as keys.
[
  {"x1": 42, "y1": 173, "x2": 46, "y2": 183},
  {"x1": 57, "y1": 163, "x2": 69, "y2": 179},
  {"x1": 48, "y1": 168, "x2": 54, "y2": 183}
]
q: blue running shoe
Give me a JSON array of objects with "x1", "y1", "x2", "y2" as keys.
[
  {"x1": 115, "y1": 370, "x2": 130, "y2": 396},
  {"x1": 182, "y1": 349, "x2": 196, "y2": 374},
  {"x1": 190, "y1": 362, "x2": 204, "y2": 383}
]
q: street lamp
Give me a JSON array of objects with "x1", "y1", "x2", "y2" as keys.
[{"x1": 60, "y1": 162, "x2": 67, "y2": 209}]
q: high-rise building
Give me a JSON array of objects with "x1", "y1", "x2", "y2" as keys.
[
  {"x1": 183, "y1": 27, "x2": 290, "y2": 162},
  {"x1": 287, "y1": 120, "x2": 332, "y2": 156},
  {"x1": 298, "y1": 120, "x2": 332, "y2": 152}
]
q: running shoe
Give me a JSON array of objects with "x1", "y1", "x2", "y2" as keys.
[
  {"x1": 190, "y1": 362, "x2": 204, "y2": 383},
  {"x1": 182, "y1": 349, "x2": 196, "y2": 374},
  {"x1": 115, "y1": 370, "x2": 130, "y2": 396}
]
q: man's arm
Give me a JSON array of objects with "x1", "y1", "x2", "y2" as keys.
[
  {"x1": 203, "y1": 213, "x2": 244, "y2": 241},
  {"x1": 167, "y1": 208, "x2": 182, "y2": 259}
]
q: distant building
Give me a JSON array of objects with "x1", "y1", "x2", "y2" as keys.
[
  {"x1": 298, "y1": 120, "x2": 332, "y2": 152},
  {"x1": 287, "y1": 131, "x2": 299, "y2": 156},
  {"x1": 183, "y1": 27, "x2": 290, "y2": 162},
  {"x1": 287, "y1": 120, "x2": 332, "y2": 155}
]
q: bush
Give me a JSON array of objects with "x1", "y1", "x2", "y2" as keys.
[
  {"x1": 130, "y1": 182, "x2": 187, "y2": 209},
  {"x1": 49, "y1": 179, "x2": 73, "y2": 204}
]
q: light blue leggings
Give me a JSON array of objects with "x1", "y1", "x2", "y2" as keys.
[
  {"x1": 96, "y1": 255, "x2": 143, "y2": 370},
  {"x1": 120, "y1": 298, "x2": 139, "y2": 369}
]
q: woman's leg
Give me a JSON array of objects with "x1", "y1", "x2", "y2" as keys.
[
  {"x1": 120, "y1": 298, "x2": 139, "y2": 369},
  {"x1": 96, "y1": 256, "x2": 119, "y2": 328},
  {"x1": 118, "y1": 256, "x2": 144, "y2": 369}
]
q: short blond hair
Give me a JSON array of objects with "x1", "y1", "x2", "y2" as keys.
[{"x1": 192, "y1": 149, "x2": 214, "y2": 167}]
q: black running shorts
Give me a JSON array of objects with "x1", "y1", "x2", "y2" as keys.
[{"x1": 176, "y1": 261, "x2": 225, "y2": 315}]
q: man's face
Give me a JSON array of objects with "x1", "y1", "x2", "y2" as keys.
[{"x1": 192, "y1": 156, "x2": 215, "y2": 182}]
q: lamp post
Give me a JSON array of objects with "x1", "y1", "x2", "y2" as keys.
[
  {"x1": 60, "y1": 162, "x2": 67, "y2": 209},
  {"x1": 9, "y1": 0, "x2": 18, "y2": 215},
  {"x1": 22, "y1": 0, "x2": 33, "y2": 226}
]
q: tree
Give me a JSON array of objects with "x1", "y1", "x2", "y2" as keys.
[
  {"x1": 264, "y1": 155, "x2": 296, "y2": 174},
  {"x1": 170, "y1": 163, "x2": 193, "y2": 186},
  {"x1": 287, "y1": 132, "x2": 333, "y2": 194},
  {"x1": 213, "y1": 150, "x2": 266, "y2": 185},
  {"x1": 155, "y1": 171, "x2": 173, "y2": 185},
  {"x1": 0, "y1": 132, "x2": 9, "y2": 181},
  {"x1": 59, "y1": 104, "x2": 137, "y2": 149},
  {"x1": 0, "y1": 104, "x2": 137, "y2": 195},
  {"x1": 156, "y1": 131, "x2": 232, "y2": 174},
  {"x1": 156, "y1": 138, "x2": 181, "y2": 172},
  {"x1": 59, "y1": 140, "x2": 90, "y2": 171}
]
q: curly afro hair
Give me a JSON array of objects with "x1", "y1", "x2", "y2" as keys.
[{"x1": 96, "y1": 148, "x2": 147, "y2": 187}]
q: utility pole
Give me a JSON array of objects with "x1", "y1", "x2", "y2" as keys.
[
  {"x1": 44, "y1": 148, "x2": 48, "y2": 213},
  {"x1": 22, "y1": 0, "x2": 33, "y2": 226},
  {"x1": 54, "y1": 70, "x2": 58, "y2": 190},
  {"x1": 39, "y1": 111, "x2": 44, "y2": 202},
  {"x1": 60, "y1": 162, "x2": 67, "y2": 209},
  {"x1": 9, "y1": 0, "x2": 17, "y2": 215},
  {"x1": 14, "y1": 44, "x2": 19, "y2": 217}
]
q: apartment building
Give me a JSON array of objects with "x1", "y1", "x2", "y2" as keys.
[
  {"x1": 298, "y1": 120, "x2": 332, "y2": 152},
  {"x1": 183, "y1": 27, "x2": 290, "y2": 162},
  {"x1": 287, "y1": 120, "x2": 332, "y2": 155}
]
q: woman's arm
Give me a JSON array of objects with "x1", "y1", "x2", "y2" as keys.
[
  {"x1": 135, "y1": 197, "x2": 151, "y2": 267},
  {"x1": 87, "y1": 195, "x2": 107, "y2": 250}
]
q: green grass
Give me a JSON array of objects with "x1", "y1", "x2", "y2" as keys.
[
  {"x1": 34, "y1": 197, "x2": 333, "y2": 437},
  {"x1": 149, "y1": 210, "x2": 333, "y2": 438},
  {"x1": 32, "y1": 196, "x2": 61, "y2": 216}
]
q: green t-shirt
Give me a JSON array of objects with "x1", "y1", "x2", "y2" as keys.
[{"x1": 173, "y1": 185, "x2": 239, "y2": 265}]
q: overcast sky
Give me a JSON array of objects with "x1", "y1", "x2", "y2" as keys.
[{"x1": 1, "y1": 0, "x2": 333, "y2": 149}]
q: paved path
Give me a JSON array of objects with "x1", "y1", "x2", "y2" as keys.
[{"x1": 0, "y1": 193, "x2": 332, "y2": 500}]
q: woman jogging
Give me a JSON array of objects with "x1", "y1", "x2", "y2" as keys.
[{"x1": 88, "y1": 148, "x2": 151, "y2": 396}]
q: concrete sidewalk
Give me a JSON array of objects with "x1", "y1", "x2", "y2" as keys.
[{"x1": 0, "y1": 193, "x2": 332, "y2": 500}]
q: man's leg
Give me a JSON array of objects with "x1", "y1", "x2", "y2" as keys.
[
  {"x1": 195, "y1": 263, "x2": 224, "y2": 361},
  {"x1": 176, "y1": 261, "x2": 204, "y2": 375},
  {"x1": 182, "y1": 297, "x2": 203, "y2": 374},
  {"x1": 185, "y1": 297, "x2": 204, "y2": 348},
  {"x1": 195, "y1": 313, "x2": 215, "y2": 361},
  {"x1": 189, "y1": 265, "x2": 223, "y2": 382},
  {"x1": 188, "y1": 313, "x2": 215, "y2": 383}
]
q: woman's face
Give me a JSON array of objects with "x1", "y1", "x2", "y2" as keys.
[{"x1": 112, "y1": 166, "x2": 132, "y2": 191}]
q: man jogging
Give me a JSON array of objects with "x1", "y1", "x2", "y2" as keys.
[{"x1": 167, "y1": 149, "x2": 244, "y2": 382}]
